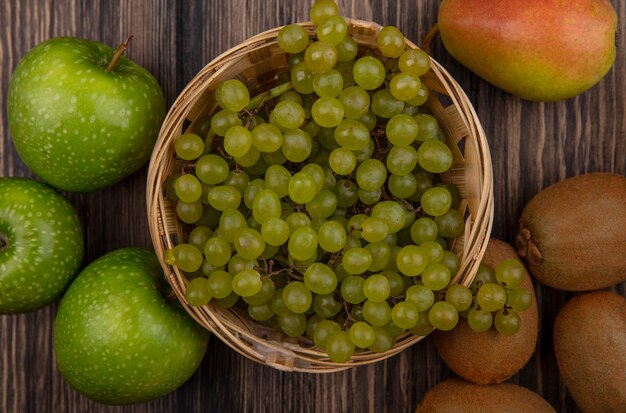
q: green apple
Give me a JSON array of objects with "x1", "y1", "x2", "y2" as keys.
[
  {"x1": 7, "y1": 37, "x2": 166, "y2": 192},
  {"x1": 0, "y1": 177, "x2": 83, "y2": 313},
  {"x1": 54, "y1": 248, "x2": 209, "y2": 405}
]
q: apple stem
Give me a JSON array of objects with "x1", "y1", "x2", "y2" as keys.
[
  {"x1": 422, "y1": 23, "x2": 439, "y2": 54},
  {"x1": 106, "y1": 35, "x2": 133, "y2": 72},
  {"x1": 165, "y1": 290, "x2": 178, "y2": 305},
  {"x1": 0, "y1": 234, "x2": 7, "y2": 252}
]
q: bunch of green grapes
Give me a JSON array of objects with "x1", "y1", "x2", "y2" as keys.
[{"x1": 165, "y1": 0, "x2": 527, "y2": 363}]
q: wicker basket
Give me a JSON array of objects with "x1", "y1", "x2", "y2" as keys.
[{"x1": 147, "y1": 19, "x2": 493, "y2": 373}]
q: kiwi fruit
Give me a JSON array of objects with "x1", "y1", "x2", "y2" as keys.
[
  {"x1": 553, "y1": 291, "x2": 626, "y2": 413},
  {"x1": 432, "y1": 239, "x2": 538, "y2": 384},
  {"x1": 415, "y1": 378, "x2": 555, "y2": 413},
  {"x1": 516, "y1": 172, "x2": 626, "y2": 291}
]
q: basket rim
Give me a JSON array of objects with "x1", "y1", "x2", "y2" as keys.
[{"x1": 146, "y1": 19, "x2": 494, "y2": 373}]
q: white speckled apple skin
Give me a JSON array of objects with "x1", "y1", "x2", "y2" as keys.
[
  {"x1": 0, "y1": 177, "x2": 84, "y2": 313},
  {"x1": 53, "y1": 248, "x2": 209, "y2": 405},
  {"x1": 7, "y1": 37, "x2": 166, "y2": 192}
]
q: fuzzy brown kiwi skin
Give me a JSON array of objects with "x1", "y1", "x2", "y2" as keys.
[
  {"x1": 553, "y1": 291, "x2": 626, "y2": 413},
  {"x1": 415, "y1": 378, "x2": 556, "y2": 413},
  {"x1": 432, "y1": 239, "x2": 538, "y2": 385},
  {"x1": 516, "y1": 172, "x2": 626, "y2": 291}
]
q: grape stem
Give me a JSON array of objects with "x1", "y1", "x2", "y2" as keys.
[
  {"x1": 245, "y1": 81, "x2": 294, "y2": 111},
  {"x1": 106, "y1": 35, "x2": 133, "y2": 71}
]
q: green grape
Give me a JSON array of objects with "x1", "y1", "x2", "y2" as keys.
[
  {"x1": 406, "y1": 83, "x2": 429, "y2": 106},
  {"x1": 192, "y1": 116, "x2": 212, "y2": 137},
  {"x1": 399, "y1": 48, "x2": 431, "y2": 76},
  {"x1": 358, "y1": 188, "x2": 381, "y2": 205},
  {"x1": 261, "y1": 217, "x2": 290, "y2": 246},
  {"x1": 435, "y1": 208, "x2": 465, "y2": 238},
  {"x1": 361, "y1": 217, "x2": 389, "y2": 243},
  {"x1": 311, "y1": 96, "x2": 344, "y2": 128},
  {"x1": 317, "y1": 15, "x2": 347, "y2": 45},
  {"x1": 410, "y1": 217, "x2": 438, "y2": 245},
  {"x1": 316, "y1": 127, "x2": 338, "y2": 150},
  {"x1": 288, "y1": 226, "x2": 318, "y2": 261},
  {"x1": 414, "y1": 114, "x2": 438, "y2": 142},
  {"x1": 234, "y1": 228, "x2": 265, "y2": 260},
  {"x1": 440, "y1": 251, "x2": 461, "y2": 277},
  {"x1": 223, "y1": 170, "x2": 250, "y2": 195},
  {"x1": 207, "y1": 185, "x2": 242, "y2": 211},
  {"x1": 467, "y1": 309, "x2": 493, "y2": 332},
  {"x1": 326, "y1": 331, "x2": 355, "y2": 362},
  {"x1": 314, "y1": 319, "x2": 341, "y2": 350},
  {"x1": 335, "y1": 179, "x2": 359, "y2": 208},
  {"x1": 405, "y1": 284, "x2": 435, "y2": 312},
  {"x1": 318, "y1": 220, "x2": 347, "y2": 252},
  {"x1": 341, "y1": 275, "x2": 366, "y2": 304},
  {"x1": 188, "y1": 226, "x2": 213, "y2": 251},
  {"x1": 445, "y1": 284, "x2": 473, "y2": 311},
  {"x1": 388, "y1": 174, "x2": 417, "y2": 199},
  {"x1": 420, "y1": 240, "x2": 444, "y2": 264},
  {"x1": 280, "y1": 90, "x2": 303, "y2": 105},
  {"x1": 281, "y1": 128, "x2": 312, "y2": 162},
  {"x1": 402, "y1": 103, "x2": 420, "y2": 117},
  {"x1": 371, "y1": 88, "x2": 404, "y2": 119},
  {"x1": 304, "y1": 41, "x2": 337, "y2": 74},
  {"x1": 358, "y1": 109, "x2": 377, "y2": 131},
  {"x1": 381, "y1": 270, "x2": 404, "y2": 296},
  {"x1": 363, "y1": 274, "x2": 391, "y2": 302},
  {"x1": 227, "y1": 254, "x2": 257, "y2": 277},
  {"x1": 174, "y1": 174, "x2": 202, "y2": 203},
  {"x1": 288, "y1": 52, "x2": 305, "y2": 69},
  {"x1": 477, "y1": 283, "x2": 508, "y2": 312},
  {"x1": 342, "y1": 248, "x2": 373, "y2": 275},
  {"x1": 386, "y1": 114, "x2": 418, "y2": 146},
  {"x1": 356, "y1": 159, "x2": 387, "y2": 191},
  {"x1": 300, "y1": 163, "x2": 325, "y2": 191},
  {"x1": 334, "y1": 119, "x2": 370, "y2": 150},
  {"x1": 218, "y1": 208, "x2": 247, "y2": 242},
  {"x1": 279, "y1": 311, "x2": 308, "y2": 337},
  {"x1": 435, "y1": 183, "x2": 461, "y2": 208},
  {"x1": 336, "y1": 35, "x2": 358, "y2": 62},
  {"x1": 210, "y1": 110, "x2": 241, "y2": 137},
  {"x1": 214, "y1": 291, "x2": 240, "y2": 308},
  {"x1": 304, "y1": 263, "x2": 337, "y2": 294},
  {"x1": 353, "y1": 56, "x2": 386, "y2": 90},
  {"x1": 386, "y1": 145, "x2": 418, "y2": 176},
  {"x1": 389, "y1": 72, "x2": 421, "y2": 101},
  {"x1": 410, "y1": 311, "x2": 434, "y2": 336},
  {"x1": 206, "y1": 270, "x2": 233, "y2": 298},
  {"x1": 216, "y1": 79, "x2": 250, "y2": 112},
  {"x1": 291, "y1": 61, "x2": 315, "y2": 94},
  {"x1": 234, "y1": 146, "x2": 261, "y2": 168},
  {"x1": 349, "y1": 322, "x2": 375, "y2": 348},
  {"x1": 244, "y1": 278, "x2": 276, "y2": 305},
  {"x1": 203, "y1": 237, "x2": 231, "y2": 267},
  {"x1": 494, "y1": 310, "x2": 521, "y2": 336},
  {"x1": 313, "y1": 294, "x2": 341, "y2": 318},
  {"x1": 507, "y1": 288, "x2": 533, "y2": 312},
  {"x1": 224, "y1": 125, "x2": 252, "y2": 157},
  {"x1": 278, "y1": 24, "x2": 309, "y2": 53},
  {"x1": 175, "y1": 133, "x2": 204, "y2": 160},
  {"x1": 310, "y1": 0, "x2": 339, "y2": 24},
  {"x1": 172, "y1": 243, "x2": 203, "y2": 273},
  {"x1": 396, "y1": 245, "x2": 427, "y2": 276},
  {"x1": 411, "y1": 173, "x2": 433, "y2": 201},
  {"x1": 347, "y1": 214, "x2": 367, "y2": 238},
  {"x1": 496, "y1": 258, "x2": 526, "y2": 289},
  {"x1": 363, "y1": 300, "x2": 392, "y2": 327},
  {"x1": 428, "y1": 301, "x2": 459, "y2": 331},
  {"x1": 252, "y1": 189, "x2": 281, "y2": 223},
  {"x1": 313, "y1": 69, "x2": 344, "y2": 98},
  {"x1": 251, "y1": 123, "x2": 283, "y2": 153},
  {"x1": 335, "y1": 59, "x2": 355, "y2": 87},
  {"x1": 195, "y1": 154, "x2": 230, "y2": 185},
  {"x1": 385, "y1": 321, "x2": 406, "y2": 338},
  {"x1": 248, "y1": 302, "x2": 275, "y2": 321},
  {"x1": 232, "y1": 269, "x2": 262, "y2": 297},
  {"x1": 273, "y1": 100, "x2": 305, "y2": 129},
  {"x1": 282, "y1": 281, "x2": 313, "y2": 313},
  {"x1": 287, "y1": 171, "x2": 316, "y2": 204},
  {"x1": 377, "y1": 26, "x2": 404, "y2": 58},
  {"x1": 176, "y1": 200, "x2": 203, "y2": 224},
  {"x1": 338, "y1": 86, "x2": 370, "y2": 120},
  {"x1": 305, "y1": 189, "x2": 337, "y2": 219},
  {"x1": 421, "y1": 187, "x2": 452, "y2": 217},
  {"x1": 421, "y1": 263, "x2": 451, "y2": 291},
  {"x1": 270, "y1": 288, "x2": 290, "y2": 316},
  {"x1": 471, "y1": 263, "x2": 497, "y2": 292},
  {"x1": 265, "y1": 165, "x2": 291, "y2": 198},
  {"x1": 329, "y1": 148, "x2": 357, "y2": 175},
  {"x1": 416, "y1": 139, "x2": 453, "y2": 173},
  {"x1": 185, "y1": 277, "x2": 212, "y2": 307},
  {"x1": 369, "y1": 326, "x2": 394, "y2": 353},
  {"x1": 391, "y1": 301, "x2": 419, "y2": 329},
  {"x1": 285, "y1": 212, "x2": 311, "y2": 232},
  {"x1": 366, "y1": 241, "x2": 391, "y2": 272},
  {"x1": 371, "y1": 201, "x2": 407, "y2": 233}
]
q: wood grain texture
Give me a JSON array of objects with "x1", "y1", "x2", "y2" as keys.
[{"x1": 0, "y1": 0, "x2": 624, "y2": 412}]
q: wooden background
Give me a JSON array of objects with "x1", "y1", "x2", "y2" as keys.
[{"x1": 0, "y1": 0, "x2": 624, "y2": 412}]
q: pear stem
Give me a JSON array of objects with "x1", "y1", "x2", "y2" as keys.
[
  {"x1": 422, "y1": 23, "x2": 439, "y2": 54},
  {"x1": 106, "y1": 35, "x2": 133, "y2": 71}
]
